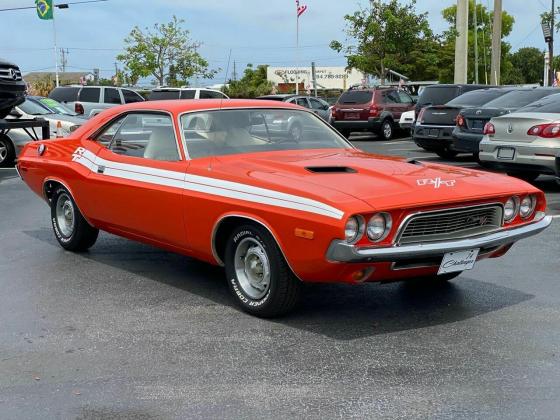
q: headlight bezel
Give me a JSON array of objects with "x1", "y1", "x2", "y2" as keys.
[
  {"x1": 520, "y1": 195, "x2": 537, "y2": 219},
  {"x1": 366, "y1": 212, "x2": 392, "y2": 242},
  {"x1": 344, "y1": 215, "x2": 365, "y2": 244},
  {"x1": 504, "y1": 196, "x2": 519, "y2": 223}
]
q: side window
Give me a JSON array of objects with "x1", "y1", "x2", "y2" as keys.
[
  {"x1": 397, "y1": 91, "x2": 413, "y2": 105},
  {"x1": 309, "y1": 98, "x2": 326, "y2": 110},
  {"x1": 295, "y1": 98, "x2": 310, "y2": 108},
  {"x1": 199, "y1": 90, "x2": 225, "y2": 99},
  {"x1": 106, "y1": 113, "x2": 180, "y2": 161},
  {"x1": 104, "y1": 88, "x2": 122, "y2": 104},
  {"x1": 49, "y1": 87, "x2": 80, "y2": 103},
  {"x1": 180, "y1": 90, "x2": 196, "y2": 99},
  {"x1": 78, "y1": 87, "x2": 101, "y2": 103},
  {"x1": 383, "y1": 91, "x2": 400, "y2": 103},
  {"x1": 122, "y1": 89, "x2": 144, "y2": 104},
  {"x1": 95, "y1": 116, "x2": 126, "y2": 146}
]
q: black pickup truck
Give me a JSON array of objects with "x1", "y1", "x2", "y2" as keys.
[{"x1": 0, "y1": 58, "x2": 26, "y2": 119}]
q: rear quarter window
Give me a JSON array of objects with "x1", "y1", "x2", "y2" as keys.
[
  {"x1": 49, "y1": 87, "x2": 80, "y2": 103},
  {"x1": 337, "y1": 91, "x2": 373, "y2": 105},
  {"x1": 148, "y1": 90, "x2": 180, "y2": 100},
  {"x1": 180, "y1": 90, "x2": 196, "y2": 99}
]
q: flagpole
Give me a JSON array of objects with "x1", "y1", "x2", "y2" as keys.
[
  {"x1": 52, "y1": 10, "x2": 59, "y2": 87},
  {"x1": 295, "y1": 11, "x2": 299, "y2": 95}
]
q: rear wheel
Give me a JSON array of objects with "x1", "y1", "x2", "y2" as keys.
[
  {"x1": 224, "y1": 224, "x2": 301, "y2": 317},
  {"x1": 378, "y1": 119, "x2": 394, "y2": 141},
  {"x1": 507, "y1": 172, "x2": 540, "y2": 182},
  {"x1": 50, "y1": 186, "x2": 99, "y2": 252},
  {"x1": 435, "y1": 148, "x2": 459, "y2": 159},
  {"x1": 0, "y1": 134, "x2": 15, "y2": 168}
]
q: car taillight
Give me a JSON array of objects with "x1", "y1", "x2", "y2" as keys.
[
  {"x1": 417, "y1": 108, "x2": 426, "y2": 123},
  {"x1": 369, "y1": 105, "x2": 379, "y2": 116},
  {"x1": 456, "y1": 114, "x2": 465, "y2": 127},
  {"x1": 483, "y1": 122, "x2": 495, "y2": 136},
  {"x1": 75, "y1": 103, "x2": 84, "y2": 115},
  {"x1": 527, "y1": 123, "x2": 560, "y2": 138}
]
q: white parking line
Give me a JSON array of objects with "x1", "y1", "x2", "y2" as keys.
[
  {"x1": 0, "y1": 168, "x2": 16, "y2": 171},
  {"x1": 551, "y1": 215, "x2": 560, "y2": 219},
  {"x1": 382, "y1": 140, "x2": 413, "y2": 145}
]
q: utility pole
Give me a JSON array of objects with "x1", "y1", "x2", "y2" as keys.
[
  {"x1": 311, "y1": 62, "x2": 317, "y2": 97},
  {"x1": 550, "y1": 0, "x2": 555, "y2": 86},
  {"x1": 232, "y1": 61, "x2": 237, "y2": 82},
  {"x1": 114, "y1": 62, "x2": 119, "y2": 86},
  {"x1": 454, "y1": 0, "x2": 468, "y2": 84},
  {"x1": 473, "y1": 0, "x2": 479, "y2": 84},
  {"x1": 490, "y1": 0, "x2": 502, "y2": 85},
  {"x1": 60, "y1": 47, "x2": 68, "y2": 72}
]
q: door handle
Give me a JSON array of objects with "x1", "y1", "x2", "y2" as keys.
[{"x1": 97, "y1": 165, "x2": 105, "y2": 174}]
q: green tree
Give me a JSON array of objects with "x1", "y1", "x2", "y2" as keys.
[
  {"x1": 508, "y1": 47, "x2": 545, "y2": 85},
  {"x1": 223, "y1": 64, "x2": 273, "y2": 98},
  {"x1": 117, "y1": 16, "x2": 217, "y2": 87},
  {"x1": 440, "y1": 1, "x2": 515, "y2": 84},
  {"x1": 330, "y1": 0, "x2": 437, "y2": 83}
]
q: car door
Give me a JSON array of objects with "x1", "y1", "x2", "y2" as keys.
[
  {"x1": 82, "y1": 111, "x2": 189, "y2": 248},
  {"x1": 397, "y1": 91, "x2": 415, "y2": 113},
  {"x1": 309, "y1": 97, "x2": 330, "y2": 120},
  {"x1": 382, "y1": 90, "x2": 403, "y2": 120}
]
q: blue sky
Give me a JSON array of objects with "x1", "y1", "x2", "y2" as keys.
[{"x1": 0, "y1": 0, "x2": 551, "y2": 86}]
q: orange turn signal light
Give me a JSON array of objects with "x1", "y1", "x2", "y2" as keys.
[{"x1": 294, "y1": 228, "x2": 314, "y2": 240}]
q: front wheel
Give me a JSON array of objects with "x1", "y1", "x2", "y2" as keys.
[
  {"x1": 51, "y1": 186, "x2": 99, "y2": 252},
  {"x1": 0, "y1": 134, "x2": 15, "y2": 168},
  {"x1": 224, "y1": 225, "x2": 301, "y2": 317},
  {"x1": 378, "y1": 119, "x2": 394, "y2": 141}
]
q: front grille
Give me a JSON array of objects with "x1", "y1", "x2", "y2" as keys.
[
  {"x1": 0, "y1": 65, "x2": 23, "y2": 81},
  {"x1": 398, "y1": 205, "x2": 503, "y2": 245}
]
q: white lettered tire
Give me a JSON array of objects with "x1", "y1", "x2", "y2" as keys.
[
  {"x1": 50, "y1": 186, "x2": 99, "y2": 252},
  {"x1": 224, "y1": 225, "x2": 301, "y2": 317}
]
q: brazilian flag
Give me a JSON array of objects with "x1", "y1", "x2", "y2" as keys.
[{"x1": 36, "y1": 0, "x2": 53, "y2": 20}]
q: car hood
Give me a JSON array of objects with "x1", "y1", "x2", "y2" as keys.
[{"x1": 208, "y1": 149, "x2": 532, "y2": 214}]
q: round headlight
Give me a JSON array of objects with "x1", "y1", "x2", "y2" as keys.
[
  {"x1": 344, "y1": 216, "x2": 363, "y2": 243},
  {"x1": 367, "y1": 213, "x2": 392, "y2": 242},
  {"x1": 504, "y1": 197, "x2": 519, "y2": 222},
  {"x1": 520, "y1": 195, "x2": 536, "y2": 218}
]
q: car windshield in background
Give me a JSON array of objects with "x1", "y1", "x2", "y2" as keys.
[
  {"x1": 483, "y1": 89, "x2": 559, "y2": 109},
  {"x1": 19, "y1": 99, "x2": 51, "y2": 115},
  {"x1": 38, "y1": 98, "x2": 78, "y2": 116},
  {"x1": 418, "y1": 87, "x2": 460, "y2": 106},
  {"x1": 515, "y1": 93, "x2": 560, "y2": 114},
  {"x1": 148, "y1": 90, "x2": 180, "y2": 100},
  {"x1": 181, "y1": 109, "x2": 351, "y2": 159},
  {"x1": 446, "y1": 89, "x2": 508, "y2": 107},
  {"x1": 338, "y1": 91, "x2": 373, "y2": 104}
]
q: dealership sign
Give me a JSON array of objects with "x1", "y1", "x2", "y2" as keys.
[{"x1": 267, "y1": 66, "x2": 366, "y2": 90}]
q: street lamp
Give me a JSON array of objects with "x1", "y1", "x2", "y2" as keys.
[{"x1": 542, "y1": 22, "x2": 554, "y2": 86}]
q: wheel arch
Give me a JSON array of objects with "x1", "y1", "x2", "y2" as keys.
[
  {"x1": 211, "y1": 213, "x2": 301, "y2": 281},
  {"x1": 42, "y1": 178, "x2": 95, "y2": 227}
]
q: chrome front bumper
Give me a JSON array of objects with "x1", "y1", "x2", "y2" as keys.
[{"x1": 326, "y1": 214, "x2": 552, "y2": 263}]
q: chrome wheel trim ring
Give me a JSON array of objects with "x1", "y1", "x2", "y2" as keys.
[
  {"x1": 0, "y1": 142, "x2": 7, "y2": 163},
  {"x1": 55, "y1": 193, "x2": 75, "y2": 238},
  {"x1": 383, "y1": 122, "x2": 392, "y2": 139},
  {"x1": 234, "y1": 237, "x2": 271, "y2": 300}
]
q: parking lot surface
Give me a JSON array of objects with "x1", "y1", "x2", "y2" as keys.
[{"x1": 1, "y1": 138, "x2": 559, "y2": 419}]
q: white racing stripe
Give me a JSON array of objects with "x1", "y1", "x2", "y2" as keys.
[{"x1": 72, "y1": 148, "x2": 345, "y2": 220}]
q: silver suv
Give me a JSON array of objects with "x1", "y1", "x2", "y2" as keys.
[{"x1": 49, "y1": 85, "x2": 145, "y2": 118}]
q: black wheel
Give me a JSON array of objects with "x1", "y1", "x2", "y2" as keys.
[
  {"x1": 473, "y1": 152, "x2": 481, "y2": 163},
  {"x1": 0, "y1": 134, "x2": 15, "y2": 168},
  {"x1": 224, "y1": 224, "x2": 301, "y2": 318},
  {"x1": 435, "y1": 148, "x2": 459, "y2": 159},
  {"x1": 50, "y1": 186, "x2": 99, "y2": 252},
  {"x1": 378, "y1": 119, "x2": 394, "y2": 141},
  {"x1": 507, "y1": 172, "x2": 540, "y2": 182}
]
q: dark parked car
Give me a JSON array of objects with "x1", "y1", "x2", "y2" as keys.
[
  {"x1": 413, "y1": 88, "x2": 513, "y2": 158},
  {"x1": 414, "y1": 84, "x2": 491, "y2": 118},
  {"x1": 330, "y1": 87, "x2": 415, "y2": 140},
  {"x1": 256, "y1": 94, "x2": 332, "y2": 122},
  {"x1": 452, "y1": 87, "x2": 560, "y2": 158},
  {"x1": 0, "y1": 58, "x2": 26, "y2": 119}
]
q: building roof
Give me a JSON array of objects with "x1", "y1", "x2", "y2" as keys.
[{"x1": 23, "y1": 72, "x2": 93, "y2": 84}]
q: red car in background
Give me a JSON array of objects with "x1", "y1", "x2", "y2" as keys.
[{"x1": 16, "y1": 99, "x2": 552, "y2": 317}]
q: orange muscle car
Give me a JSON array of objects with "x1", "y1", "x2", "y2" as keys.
[{"x1": 16, "y1": 100, "x2": 552, "y2": 317}]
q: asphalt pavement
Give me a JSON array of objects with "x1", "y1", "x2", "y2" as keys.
[{"x1": 1, "y1": 138, "x2": 559, "y2": 419}]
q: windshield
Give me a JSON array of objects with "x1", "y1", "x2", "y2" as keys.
[
  {"x1": 38, "y1": 98, "x2": 78, "y2": 116},
  {"x1": 19, "y1": 99, "x2": 51, "y2": 116},
  {"x1": 446, "y1": 89, "x2": 507, "y2": 107},
  {"x1": 181, "y1": 109, "x2": 351, "y2": 159},
  {"x1": 483, "y1": 89, "x2": 559, "y2": 110},
  {"x1": 418, "y1": 86, "x2": 460, "y2": 106},
  {"x1": 515, "y1": 93, "x2": 560, "y2": 114}
]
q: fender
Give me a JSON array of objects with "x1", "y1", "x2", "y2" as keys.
[{"x1": 42, "y1": 177, "x2": 96, "y2": 228}]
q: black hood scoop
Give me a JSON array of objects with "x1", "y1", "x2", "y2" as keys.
[{"x1": 305, "y1": 166, "x2": 357, "y2": 174}]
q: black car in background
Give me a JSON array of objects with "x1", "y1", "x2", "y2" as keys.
[
  {"x1": 413, "y1": 88, "x2": 509, "y2": 158},
  {"x1": 414, "y1": 84, "x2": 491, "y2": 118},
  {"x1": 0, "y1": 58, "x2": 26, "y2": 119},
  {"x1": 452, "y1": 87, "x2": 560, "y2": 158}
]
